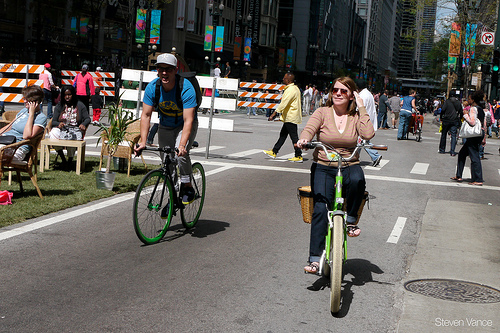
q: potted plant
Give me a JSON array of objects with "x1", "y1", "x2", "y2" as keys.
[{"x1": 94, "y1": 101, "x2": 138, "y2": 190}]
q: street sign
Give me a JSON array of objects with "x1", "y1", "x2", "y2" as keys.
[{"x1": 481, "y1": 31, "x2": 494, "y2": 46}]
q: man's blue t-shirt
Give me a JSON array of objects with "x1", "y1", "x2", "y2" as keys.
[
  {"x1": 143, "y1": 77, "x2": 197, "y2": 128},
  {"x1": 401, "y1": 96, "x2": 415, "y2": 112}
]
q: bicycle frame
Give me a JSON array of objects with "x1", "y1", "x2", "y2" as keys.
[{"x1": 325, "y1": 168, "x2": 348, "y2": 265}]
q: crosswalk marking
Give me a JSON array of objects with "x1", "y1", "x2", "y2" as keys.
[
  {"x1": 227, "y1": 149, "x2": 263, "y2": 158},
  {"x1": 410, "y1": 162, "x2": 429, "y2": 175},
  {"x1": 387, "y1": 217, "x2": 407, "y2": 244},
  {"x1": 462, "y1": 166, "x2": 471, "y2": 179},
  {"x1": 365, "y1": 159, "x2": 389, "y2": 170}
]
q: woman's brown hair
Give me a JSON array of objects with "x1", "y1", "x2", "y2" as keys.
[
  {"x1": 325, "y1": 77, "x2": 359, "y2": 116},
  {"x1": 22, "y1": 85, "x2": 44, "y2": 103}
]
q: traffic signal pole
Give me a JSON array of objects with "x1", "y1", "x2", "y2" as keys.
[{"x1": 492, "y1": 2, "x2": 500, "y2": 101}]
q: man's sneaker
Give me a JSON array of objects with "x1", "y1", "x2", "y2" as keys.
[
  {"x1": 181, "y1": 186, "x2": 196, "y2": 205},
  {"x1": 263, "y1": 150, "x2": 276, "y2": 158},
  {"x1": 372, "y1": 155, "x2": 382, "y2": 167},
  {"x1": 160, "y1": 201, "x2": 170, "y2": 219},
  {"x1": 288, "y1": 156, "x2": 303, "y2": 163}
]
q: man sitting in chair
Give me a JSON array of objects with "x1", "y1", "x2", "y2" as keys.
[{"x1": 0, "y1": 85, "x2": 47, "y2": 161}]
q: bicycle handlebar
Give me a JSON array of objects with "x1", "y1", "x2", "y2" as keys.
[{"x1": 305, "y1": 140, "x2": 388, "y2": 163}]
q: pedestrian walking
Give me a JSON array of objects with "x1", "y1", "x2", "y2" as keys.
[
  {"x1": 388, "y1": 92, "x2": 401, "y2": 129},
  {"x1": 438, "y1": 93, "x2": 462, "y2": 156},
  {"x1": 356, "y1": 79, "x2": 382, "y2": 166},
  {"x1": 377, "y1": 90, "x2": 391, "y2": 129},
  {"x1": 263, "y1": 72, "x2": 303, "y2": 162},
  {"x1": 451, "y1": 90, "x2": 485, "y2": 186},
  {"x1": 72, "y1": 64, "x2": 95, "y2": 113},
  {"x1": 397, "y1": 89, "x2": 416, "y2": 140}
]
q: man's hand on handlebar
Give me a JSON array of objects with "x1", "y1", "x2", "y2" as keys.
[
  {"x1": 134, "y1": 142, "x2": 146, "y2": 156},
  {"x1": 296, "y1": 139, "x2": 310, "y2": 149}
]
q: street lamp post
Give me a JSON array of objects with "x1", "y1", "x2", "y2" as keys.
[
  {"x1": 208, "y1": 1, "x2": 224, "y2": 73},
  {"x1": 136, "y1": 43, "x2": 157, "y2": 70}
]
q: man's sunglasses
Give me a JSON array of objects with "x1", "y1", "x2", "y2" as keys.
[{"x1": 331, "y1": 87, "x2": 349, "y2": 96}]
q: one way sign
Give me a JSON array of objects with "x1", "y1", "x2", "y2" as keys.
[{"x1": 481, "y1": 31, "x2": 495, "y2": 46}]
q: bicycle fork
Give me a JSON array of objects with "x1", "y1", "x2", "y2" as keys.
[{"x1": 325, "y1": 172, "x2": 348, "y2": 265}]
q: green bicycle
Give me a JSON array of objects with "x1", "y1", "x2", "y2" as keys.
[
  {"x1": 133, "y1": 143, "x2": 206, "y2": 245},
  {"x1": 304, "y1": 140, "x2": 387, "y2": 313}
]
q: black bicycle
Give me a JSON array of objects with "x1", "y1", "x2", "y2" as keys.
[{"x1": 133, "y1": 143, "x2": 206, "y2": 245}]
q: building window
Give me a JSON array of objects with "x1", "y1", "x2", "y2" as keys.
[
  {"x1": 359, "y1": 8, "x2": 367, "y2": 16},
  {"x1": 260, "y1": 23, "x2": 268, "y2": 46}
]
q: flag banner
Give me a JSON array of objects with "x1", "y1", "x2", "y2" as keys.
[
  {"x1": 135, "y1": 9, "x2": 147, "y2": 44},
  {"x1": 215, "y1": 26, "x2": 224, "y2": 52},
  {"x1": 187, "y1": 0, "x2": 196, "y2": 32},
  {"x1": 71, "y1": 17, "x2": 77, "y2": 33},
  {"x1": 463, "y1": 23, "x2": 477, "y2": 67},
  {"x1": 448, "y1": 56, "x2": 457, "y2": 69},
  {"x1": 149, "y1": 10, "x2": 161, "y2": 44},
  {"x1": 176, "y1": 0, "x2": 186, "y2": 29},
  {"x1": 204, "y1": 25, "x2": 213, "y2": 51},
  {"x1": 286, "y1": 49, "x2": 293, "y2": 68},
  {"x1": 80, "y1": 18, "x2": 89, "y2": 37},
  {"x1": 233, "y1": 36, "x2": 242, "y2": 60},
  {"x1": 448, "y1": 22, "x2": 460, "y2": 58},
  {"x1": 278, "y1": 49, "x2": 285, "y2": 67},
  {"x1": 243, "y1": 37, "x2": 252, "y2": 61}
]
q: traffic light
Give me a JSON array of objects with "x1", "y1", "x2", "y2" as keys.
[
  {"x1": 492, "y1": 49, "x2": 500, "y2": 85},
  {"x1": 482, "y1": 63, "x2": 491, "y2": 74}
]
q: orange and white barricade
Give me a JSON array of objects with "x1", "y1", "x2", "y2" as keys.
[
  {"x1": 0, "y1": 64, "x2": 45, "y2": 103},
  {"x1": 60, "y1": 70, "x2": 116, "y2": 103},
  {"x1": 238, "y1": 81, "x2": 284, "y2": 111}
]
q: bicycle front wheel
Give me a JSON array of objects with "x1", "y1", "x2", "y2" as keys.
[
  {"x1": 330, "y1": 215, "x2": 344, "y2": 313},
  {"x1": 133, "y1": 169, "x2": 174, "y2": 245},
  {"x1": 180, "y1": 162, "x2": 206, "y2": 229},
  {"x1": 416, "y1": 123, "x2": 422, "y2": 142}
]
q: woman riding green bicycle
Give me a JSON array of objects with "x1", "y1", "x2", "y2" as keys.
[{"x1": 297, "y1": 77, "x2": 375, "y2": 275}]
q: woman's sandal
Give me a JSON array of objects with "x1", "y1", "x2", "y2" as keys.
[
  {"x1": 468, "y1": 182, "x2": 483, "y2": 186},
  {"x1": 304, "y1": 262, "x2": 319, "y2": 274},
  {"x1": 346, "y1": 225, "x2": 361, "y2": 237},
  {"x1": 450, "y1": 176, "x2": 463, "y2": 182}
]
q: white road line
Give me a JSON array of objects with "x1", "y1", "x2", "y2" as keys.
[
  {"x1": 387, "y1": 217, "x2": 407, "y2": 244},
  {"x1": 410, "y1": 162, "x2": 429, "y2": 175},
  {"x1": 365, "y1": 159, "x2": 389, "y2": 170},
  {"x1": 463, "y1": 166, "x2": 471, "y2": 179},
  {"x1": 227, "y1": 149, "x2": 263, "y2": 158},
  {"x1": 0, "y1": 193, "x2": 135, "y2": 242}
]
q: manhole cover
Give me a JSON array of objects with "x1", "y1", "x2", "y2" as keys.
[{"x1": 404, "y1": 279, "x2": 500, "y2": 303}]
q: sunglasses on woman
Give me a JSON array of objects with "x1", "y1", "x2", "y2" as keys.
[{"x1": 331, "y1": 87, "x2": 349, "y2": 96}]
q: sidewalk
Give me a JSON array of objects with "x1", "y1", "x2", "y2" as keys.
[{"x1": 396, "y1": 199, "x2": 500, "y2": 332}]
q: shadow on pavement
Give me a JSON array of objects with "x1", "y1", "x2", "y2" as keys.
[{"x1": 160, "y1": 219, "x2": 230, "y2": 243}]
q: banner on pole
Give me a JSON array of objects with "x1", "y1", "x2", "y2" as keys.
[
  {"x1": 233, "y1": 37, "x2": 242, "y2": 60},
  {"x1": 278, "y1": 49, "x2": 285, "y2": 67},
  {"x1": 80, "y1": 18, "x2": 89, "y2": 37},
  {"x1": 187, "y1": 0, "x2": 196, "y2": 32},
  {"x1": 243, "y1": 38, "x2": 252, "y2": 61},
  {"x1": 149, "y1": 10, "x2": 161, "y2": 44},
  {"x1": 176, "y1": 0, "x2": 186, "y2": 29},
  {"x1": 215, "y1": 26, "x2": 224, "y2": 52},
  {"x1": 135, "y1": 9, "x2": 147, "y2": 44},
  {"x1": 204, "y1": 26, "x2": 213, "y2": 51},
  {"x1": 286, "y1": 49, "x2": 293, "y2": 68}
]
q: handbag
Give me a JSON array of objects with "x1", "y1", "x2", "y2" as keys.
[
  {"x1": 459, "y1": 118, "x2": 482, "y2": 138},
  {"x1": 0, "y1": 135, "x2": 16, "y2": 145}
]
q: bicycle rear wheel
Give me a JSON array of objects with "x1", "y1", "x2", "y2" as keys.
[
  {"x1": 180, "y1": 162, "x2": 206, "y2": 229},
  {"x1": 330, "y1": 215, "x2": 344, "y2": 313},
  {"x1": 133, "y1": 169, "x2": 174, "y2": 245}
]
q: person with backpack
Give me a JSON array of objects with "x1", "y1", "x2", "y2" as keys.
[
  {"x1": 134, "y1": 53, "x2": 201, "y2": 205},
  {"x1": 438, "y1": 93, "x2": 463, "y2": 156}
]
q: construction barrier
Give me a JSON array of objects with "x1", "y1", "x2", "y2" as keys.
[
  {"x1": 0, "y1": 64, "x2": 45, "y2": 103},
  {"x1": 60, "y1": 70, "x2": 116, "y2": 99},
  {"x1": 237, "y1": 81, "x2": 285, "y2": 110},
  {"x1": 119, "y1": 69, "x2": 239, "y2": 131}
]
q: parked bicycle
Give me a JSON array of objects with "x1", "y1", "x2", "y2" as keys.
[
  {"x1": 133, "y1": 143, "x2": 206, "y2": 245},
  {"x1": 303, "y1": 139, "x2": 387, "y2": 313}
]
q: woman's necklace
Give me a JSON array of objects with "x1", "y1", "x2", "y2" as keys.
[{"x1": 333, "y1": 107, "x2": 347, "y2": 126}]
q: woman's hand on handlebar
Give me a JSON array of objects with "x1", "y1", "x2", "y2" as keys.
[{"x1": 297, "y1": 139, "x2": 310, "y2": 150}]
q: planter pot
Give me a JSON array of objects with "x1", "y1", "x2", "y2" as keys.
[
  {"x1": 113, "y1": 157, "x2": 126, "y2": 171},
  {"x1": 96, "y1": 171, "x2": 116, "y2": 190}
]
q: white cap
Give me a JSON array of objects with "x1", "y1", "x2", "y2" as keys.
[
  {"x1": 96, "y1": 66, "x2": 102, "y2": 71},
  {"x1": 156, "y1": 53, "x2": 177, "y2": 67}
]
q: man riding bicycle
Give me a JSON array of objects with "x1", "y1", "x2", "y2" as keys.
[{"x1": 134, "y1": 53, "x2": 198, "y2": 204}]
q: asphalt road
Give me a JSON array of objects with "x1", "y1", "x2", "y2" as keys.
[{"x1": 1, "y1": 111, "x2": 499, "y2": 332}]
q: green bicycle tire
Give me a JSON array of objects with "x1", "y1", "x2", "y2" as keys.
[
  {"x1": 180, "y1": 162, "x2": 206, "y2": 229},
  {"x1": 330, "y1": 215, "x2": 344, "y2": 313},
  {"x1": 133, "y1": 169, "x2": 174, "y2": 245}
]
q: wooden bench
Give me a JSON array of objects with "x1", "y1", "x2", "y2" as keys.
[{"x1": 39, "y1": 139, "x2": 86, "y2": 175}]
